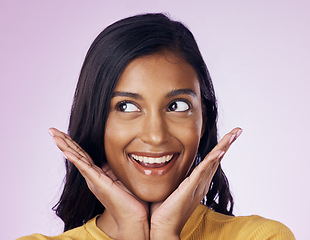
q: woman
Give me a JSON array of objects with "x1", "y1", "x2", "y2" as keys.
[{"x1": 18, "y1": 13, "x2": 295, "y2": 239}]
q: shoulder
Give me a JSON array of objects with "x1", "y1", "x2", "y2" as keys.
[
  {"x1": 17, "y1": 216, "x2": 112, "y2": 240},
  {"x1": 181, "y1": 204, "x2": 295, "y2": 240},
  {"x1": 16, "y1": 225, "x2": 87, "y2": 240}
]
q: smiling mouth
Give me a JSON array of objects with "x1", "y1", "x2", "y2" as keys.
[{"x1": 129, "y1": 153, "x2": 178, "y2": 168}]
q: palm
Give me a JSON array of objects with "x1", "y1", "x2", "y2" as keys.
[
  {"x1": 49, "y1": 128, "x2": 149, "y2": 224},
  {"x1": 150, "y1": 170, "x2": 206, "y2": 235},
  {"x1": 150, "y1": 127, "x2": 242, "y2": 237}
]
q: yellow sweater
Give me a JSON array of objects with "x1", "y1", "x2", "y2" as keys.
[{"x1": 18, "y1": 204, "x2": 295, "y2": 240}]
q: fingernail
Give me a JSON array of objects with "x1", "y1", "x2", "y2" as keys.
[
  {"x1": 48, "y1": 129, "x2": 54, "y2": 137},
  {"x1": 236, "y1": 128, "x2": 243, "y2": 138}
]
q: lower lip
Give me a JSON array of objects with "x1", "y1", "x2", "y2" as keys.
[{"x1": 129, "y1": 154, "x2": 179, "y2": 176}]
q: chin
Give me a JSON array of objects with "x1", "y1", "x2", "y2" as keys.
[
  {"x1": 132, "y1": 183, "x2": 178, "y2": 203},
  {"x1": 137, "y1": 192, "x2": 170, "y2": 203}
]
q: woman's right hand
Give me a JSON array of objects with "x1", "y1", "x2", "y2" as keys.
[{"x1": 48, "y1": 128, "x2": 150, "y2": 240}]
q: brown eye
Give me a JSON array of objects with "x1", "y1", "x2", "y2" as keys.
[
  {"x1": 168, "y1": 100, "x2": 190, "y2": 112},
  {"x1": 116, "y1": 101, "x2": 140, "y2": 112}
]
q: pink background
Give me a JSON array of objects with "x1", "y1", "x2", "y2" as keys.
[{"x1": 1, "y1": 0, "x2": 309, "y2": 239}]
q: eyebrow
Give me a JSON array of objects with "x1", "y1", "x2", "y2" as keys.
[
  {"x1": 112, "y1": 91, "x2": 143, "y2": 99},
  {"x1": 166, "y1": 89, "x2": 197, "y2": 98},
  {"x1": 112, "y1": 88, "x2": 197, "y2": 99}
]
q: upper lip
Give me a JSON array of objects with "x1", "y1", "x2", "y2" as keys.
[{"x1": 128, "y1": 152, "x2": 178, "y2": 157}]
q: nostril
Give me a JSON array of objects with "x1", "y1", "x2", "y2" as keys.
[{"x1": 139, "y1": 120, "x2": 170, "y2": 145}]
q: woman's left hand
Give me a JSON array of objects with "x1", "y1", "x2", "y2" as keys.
[{"x1": 149, "y1": 127, "x2": 242, "y2": 240}]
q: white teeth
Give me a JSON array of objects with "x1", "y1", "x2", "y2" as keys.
[{"x1": 131, "y1": 154, "x2": 174, "y2": 164}]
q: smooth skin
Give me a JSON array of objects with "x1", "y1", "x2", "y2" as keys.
[
  {"x1": 104, "y1": 52, "x2": 204, "y2": 203},
  {"x1": 49, "y1": 52, "x2": 242, "y2": 240}
]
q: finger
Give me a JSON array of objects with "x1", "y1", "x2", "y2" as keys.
[
  {"x1": 155, "y1": 128, "x2": 243, "y2": 222},
  {"x1": 198, "y1": 127, "x2": 242, "y2": 170},
  {"x1": 188, "y1": 149, "x2": 223, "y2": 187},
  {"x1": 188, "y1": 128, "x2": 243, "y2": 191},
  {"x1": 51, "y1": 129, "x2": 126, "y2": 194},
  {"x1": 53, "y1": 136, "x2": 92, "y2": 168},
  {"x1": 50, "y1": 128, "x2": 88, "y2": 157},
  {"x1": 63, "y1": 150, "x2": 116, "y2": 189},
  {"x1": 62, "y1": 146, "x2": 120, "y2": 196},
  {"x1": 180, "y1": 156, "x2": 222, "y2": 206},
  {"x1": 63, "y1": 151, "x2": 119, "y2": 202},
  {"x1": 52, "y1": 135, "x2": 80, "y2": 156},
  {"x1": 211, "y1": 127, "x2": 242, "y2": 155},
  {"x1": 193, "y1": 128, "x2": 243, "y2": 196},
  {"x1": 49, "y1": 128, "x2": 88, "y2": 157},
  {"x1": 101, "y1": 163, "x2": 136, "y2": 197},
  {"x1": 62, "y1": 150, "x2": 95, "y2": 177},
  {"x1": 193, "y1": 149, "x2": 223, "y2": 176},
  {"x1": 49, "y1": 128, "x2": 77, "y2": 148},
  {"x1": 194, "y1": 128, "x2": 242, "y2": 181},
  {"x1": 102, "y1": 163, "x2": 119, "y2": 182},
  {"x1": 49, "y1": 128, "x2": 94, "y2": 165}
]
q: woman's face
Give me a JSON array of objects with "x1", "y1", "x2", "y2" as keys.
[{"x1": 104, "y1": 51, "x2": 204, "y2": 202}]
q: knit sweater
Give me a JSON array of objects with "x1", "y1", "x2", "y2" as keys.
[{"x1": 17, "y1": 204, "x2": 295, "y2": 240}]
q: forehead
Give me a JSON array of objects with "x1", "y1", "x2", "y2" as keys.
[{"x1": 115, "y1": 51, "x2": 201, "y2": 96}]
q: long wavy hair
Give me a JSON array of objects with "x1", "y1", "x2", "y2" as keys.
[{"x1": 54, "y1": 13, "x2": 234, "y2": 231}]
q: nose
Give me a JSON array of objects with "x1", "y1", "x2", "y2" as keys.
[{"x1": 139, "y1": 111, "x2": 170, "y2": 146}]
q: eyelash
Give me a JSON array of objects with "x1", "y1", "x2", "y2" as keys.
[
  {"x1": 167, "y1": 99, "x2": 191, "y2": 112},
  {"x1": 115, "y1": 101, "x2": 140, "y2": 112},
  {"x1": 115, "y1": 99, "x2": 191, "y2": 113}
]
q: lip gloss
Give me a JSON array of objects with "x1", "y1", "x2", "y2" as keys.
[{"x1": 128, "y1": 153, "x2": 179, "y2": 176}]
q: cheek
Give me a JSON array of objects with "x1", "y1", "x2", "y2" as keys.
[
  {"x1": 104, "y1": 118, "x2": 133, "y2": 181},
  {"x1": 104, "y1": 116, "x2": 140, "y2": 173},
  {"x1": 104, "y1": 118, "x2": 126, "y2": 163},
  {"x1": 182, "y1": 127, "x2": 201, "y2": 161},
  {"x1": 170, "y1": 115, "x2": 203, "y2": 162},
  {"x1": 180, "y1": 112, "x2": 203, "y2": 145},
  {"x1": 104, "y1": 117, "x2": 136, "y2": 147}
]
